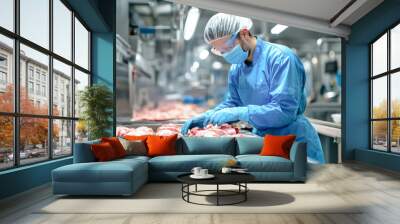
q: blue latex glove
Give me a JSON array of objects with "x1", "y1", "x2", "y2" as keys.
[
  {"x1": 207, "y1": 107, "x2": 249, "y2": 126},
  {"x1": 181, "y1": 113, "x2": 211, "y2": 135}
]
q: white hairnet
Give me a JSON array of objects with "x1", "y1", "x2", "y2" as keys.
[{"x1": 203, "y1": 13, "x2": 253, "y2": 43}]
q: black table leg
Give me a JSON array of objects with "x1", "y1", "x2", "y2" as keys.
[
  {"x1": 216, "y1": 184, "x2": 219, "y2": 206},
  {"x1": 180, "y1": 182, "x2": 251, "y2": 206},
  {"x1": 187, "y1": 184, "x2": 190, "y2": 202},
  {"x1": 181, "y1": 184, "x2": 183, "y2": 199},
  {"x1": 245, "y1": 183, "x2": 247, "y2": 201}
]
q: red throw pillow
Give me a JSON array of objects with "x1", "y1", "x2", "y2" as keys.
[
  {"x1": 260, "y1": 134, "x2": 296, "y2": 159},
  {"x1": 124, "y1": 135, "x2": 149, "y2": 141},
  {"x1": 146, "y1": 134, "x2": 178, "y2": 157},
  {"x1": 101, "y1": 137, "x2": 127, "y2": 158},
  {"x1": 91, "y1": 142, "x2": 117, "y2": 162}
]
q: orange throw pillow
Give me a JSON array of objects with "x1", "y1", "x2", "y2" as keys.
[
  {"x1": 260, "y1": 134, "x2": 296, "y2": 159},
  {"x1": 91, "y1": 142, "x2": 117, "y2": 162},
  {"x1": 124, "y1": 135, "x2": 149, "y2": 141},
  {"x1": 101, "y1": 137, "x2": 127, "y2": 158},
  {"x1": 146, "y1": 134, "x2": 178, "y2": 157}
]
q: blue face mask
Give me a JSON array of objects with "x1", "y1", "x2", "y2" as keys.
[{"x1": 222, "y1": 44, "x2": 248, "y2": 64}]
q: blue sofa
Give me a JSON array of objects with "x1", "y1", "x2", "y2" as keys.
[{"x1": 52, "y1": 137, "x2": 307, "y2": 196}]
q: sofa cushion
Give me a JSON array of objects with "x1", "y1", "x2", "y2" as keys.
[
  {"x1": 91, "y1": 142, "x2": 118, "y2": 162},
  {"x1": 260, "y1": 134, "x2": 296, "y2": 159},
  {"x1": 124, "y1": 135, "x2": 149, "y2": 141},
  {"x1": 236, "y1": 137, "x2": 263, "y2": 155},
  {"x1": 73, "y1": 139, "x2": 100, "y2": 163},
  {"x1": 101, "y1": 137, "x2": 127, "y2": 158},
  {"x1": 147, "y1": 134, "x2": 178, "y2": 157},
  {"x1": 115, "y1": 155, "x2": 150, "y2": 163},
  {"x1": 178, "y1": 137, "x2": 235, "y2": 155},
  {"x1": 236, "y1": 155, "x2": 293, "y2": 172},
  {"x1": 119, "y1": 138, "x2": 147, "y2": 156},
  {"x1": 53, "y1": 158, "x2": 147, "y2": 183},
  {"x1": 149, "y1": 154, "x2": 235, "y2": 172}
]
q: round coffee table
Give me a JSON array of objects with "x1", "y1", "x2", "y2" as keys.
[{"x1": 177, "y1": 173, "x2": 255, "y2": 206}]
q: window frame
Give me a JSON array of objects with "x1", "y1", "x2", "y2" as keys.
[
  {"x1": 0, "y1": 0, "x2": 92, "y2": 171},
  {"x1": 370, "y1": 20, "x2": 400, "y2": 154}
]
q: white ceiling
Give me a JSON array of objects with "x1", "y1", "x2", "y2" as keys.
[
  {"x1": 225, "y1": 0, "x2": 352, "y2": 22},
  {"x1": 167, "y1": 0, "x2": 384, "y2": 38}
]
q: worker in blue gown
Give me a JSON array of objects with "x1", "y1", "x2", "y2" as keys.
[{"x1": 181, "y1": 13, "x2": 324, "y2": 163}]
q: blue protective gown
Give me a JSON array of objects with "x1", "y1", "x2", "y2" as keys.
[{"x1": 213, "y1": 38, "x2": 325, "y2": 163}]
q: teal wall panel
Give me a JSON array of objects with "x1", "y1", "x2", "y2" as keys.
[
  {"x1": 92, "y1": 32, "x2": 116, "y2": 135},
  {"x1": 92, "y1": 33, "x2": 114, "y2": 87},
  {"x1": 66, "y1": 0, "x2": 110, "y2": 32},
  {"x1": 0, "y1": 158, "x2": 72, "y2": 199},
  {"x1": 355, "y1": 149, "x2": 400, "y2": 172},
  {"x1": 345, "y1": 0, "x2": 400, "y2": 171}
]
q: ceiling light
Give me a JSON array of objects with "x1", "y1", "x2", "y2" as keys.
[
  {"x1": 199, "y1": 49, "x2": 209, "y2": 60},
  {"x1": 190, "y1": 66, "x2": 197, "y2": 73},
  {"x1": 184, "y1": 7, "x2": 200, "y2": 41},
  {"x1": 185, "y1": 72, "x2": 192, "y2": 80},
  {"x1": 271, "y1": 24, "x2": 288, "y2": 35},
  {"x1": 212, "y1": 61, "x2": 222, "y2": 70},
  {"x1": 190, "y1": 61, "x2": 200, "y2": 73},
  {"x1": 317, "y1": 38, "x2": 323, "y2": 46},
  {"x1": 329, "y1": 50, "x2": 336, "y2": 59},
  {"x1": 311, "y1": 56, "x2": 318, "y2": 65},
  {"x1": 192, "y1": 61, "x2": 199, "y2": 69}
]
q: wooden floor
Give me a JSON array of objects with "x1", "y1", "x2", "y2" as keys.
[{"x1": 1, "y1": 162, "x2": 400, "y2": 224}]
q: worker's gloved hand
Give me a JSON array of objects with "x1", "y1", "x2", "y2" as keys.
[
  {"x1": 181, "y1": 113, "x2": 212, "y2": 135},
  {"x1": 208, "y1": 107, "x2": 249, "y2": 126}
]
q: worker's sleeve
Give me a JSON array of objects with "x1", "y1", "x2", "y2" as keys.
[
  {"x1": 246, "y1": 55, "x2": 301, "y2": 129},
  {"x1": 211, "y1": 68, "x2": 242, "y2": 111}
]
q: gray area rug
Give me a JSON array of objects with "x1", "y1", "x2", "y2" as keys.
[{"x1": 38, "y1": 183, "x2": 362, "y2": 214}]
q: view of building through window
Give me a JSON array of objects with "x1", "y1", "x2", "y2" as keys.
[
  {"x1": 0, "y1": 0, "x2": 91, "y2": 170},
  {"x1": 371, "y1": 23, "x2": 400, "y2": 153}
]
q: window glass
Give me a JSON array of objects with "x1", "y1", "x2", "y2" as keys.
[
  {"x1": 391, "y1": 72, "x2": 400, "y2": 118},
  {"x1": 0, "y1": 0, "x2": 93, "y2": 168},
  {"x1": 19, "y1": 117, "x2": 49, "y2": 165},
  {"x1": 0, "y1": 116, "x2": 13, "y2": 170},
  {"x1": 53, "y1": 119, "x2": 72, "y2": 157},
  {"x1": 75, "y1": 120, "x2": 88, "y2": 143},
  {"x1": 53, "y1": 0, "x2": 72, "y2": 60},
  {"x1": 372, "y1": 33, "x2": 387, "y2": 76},
  {"x1": 74, "y1": 69, "x2": 89, "y2": 118},
  {"x1": 0, "y1": 0, "x2": 14, "y2": 31},
  {"x1": 0, "y1": 34, "x2": 14, "y2": 112},
  {"x1": 372, "y1": 77, "x2": 387, "y2": 119},
  {"x1": 74, "y1": 18, "x2": 89, "y2": 70},
  {"x1": 20, "y1": 0, "x2": 49, "y2": 49},
  {"x1": 391, "y1": 24, "x2": 400, "y2": 70},
  {"x1": 20, "y1": 44, "x2": 49, "y2": 115},
  {"x1": 372, "y1": 121, "x2": 388, "y2": 151},
  {"x1": 53, "y1": 59, "x2": 72, "y2": 117},
  {"x1": 391, "y1": 120, "x2": 400, "y2": 153}
]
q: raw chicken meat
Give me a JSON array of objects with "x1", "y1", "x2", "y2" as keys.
[
  {"x1": 132, "y1": 101, "x2": 206, "y2": 121},
  {"x1": 156, "y1": 123, "x2": 181, "y2": 136},
  {"x1": 116, "y1": 126, "x2": 130, "y2": 137},
  {"x1": 232, "y1": 133, "x2": 258, "y2": 137},
  {"x1": 188, "y1": 124, "x2": 240, "y2": 137},
  {"x1": 156, "y1": 123, "x2": 181, "y2": 132},
  {"x1": 117, "y1": 124, "x2": 181, "y2": 137},
  {"x1": 129, "y1": 126, "x2": 155, "y2": 136},
  {"x1": 156, "y1": 129, "x2": 180, "y2": 136},
  {"x1": 116, "y1": 123, "x2": 256, "y2": 138}
]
